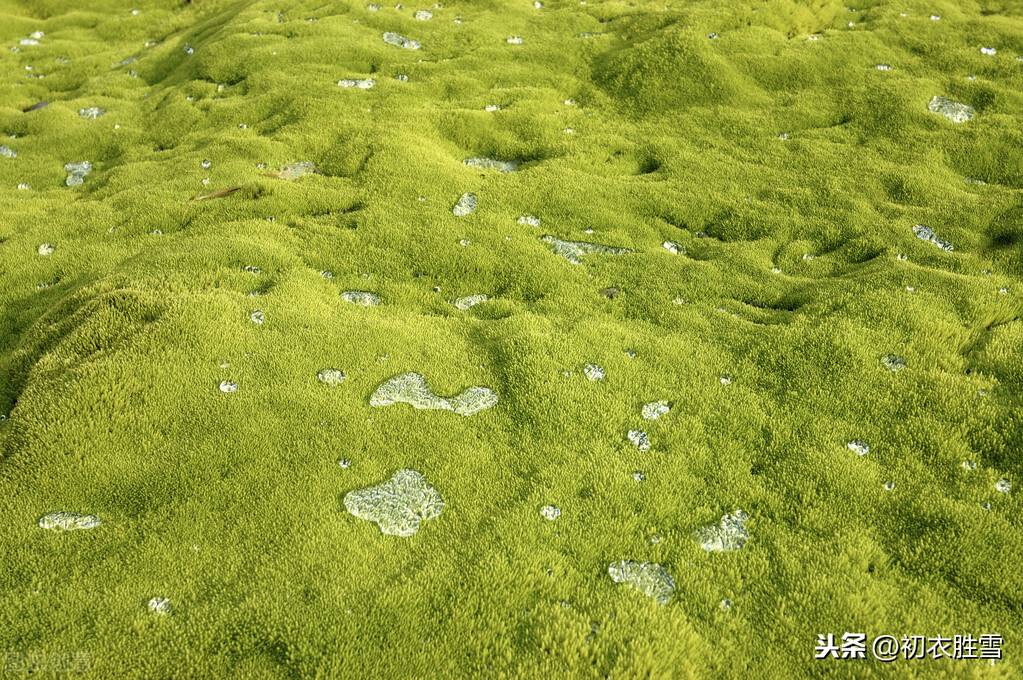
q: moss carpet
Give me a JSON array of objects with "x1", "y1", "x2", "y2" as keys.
[{"x1": 1, "y1": 0, "x2": 1022, "y2": 677}]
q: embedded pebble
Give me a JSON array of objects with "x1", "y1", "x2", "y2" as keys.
[
  {"x1": 339, "y1": 78, "x2": 376, "y2": 88},
  {"x1": 962, "y1": 460, "x2": 978, "y2": 470},
  {"x1": 341, "y1": 291, "x2": 381, "y2": 306},
  {"x1": 881, "y1": 354, "x2": 906, "y2": 372},
  {"x1": 148, "y1": 597, "x2": 171, "y2": 614},
  {"x1": 370, "y1": 372, "x2": 497, "y2": 415},
  {"x1": 641, "y1": 401, "x2": 671, "y2": 419},
  {"x1": 219, "y1": 380, "x2": 237, "y2": 393},
  {"x1": 250, "y1": 310, "x2": 264, "y2": 324},
  {"x1": 540, "y1": 505, "x2": 561, "y2": 521},
  {"x1": 507, "y1": 36, "x2": 523, "y2": 44},
  {"x1": 720, "y1": 374, "x2": 732, "y2": 385},
  {"x1": 78, "y1": 107, "x2": 105, "y2": 119},
  {"x1": 485, "y1": 104, "x2": 502, "y2": 111},
  {"x1": 344, "y1": 468, "x2": 443, "y2": 536},
  {"x1": 721, "y1": 599, "x2": 732, "y2": 611},
  {"x1": 277, "y1": 161, "x2": 319, "y2": 179},
  {"x1": 633, "y1": 471, "x2": 645, "y2": 482},
  {"x1": 453, "y1": 294, "x2": 489, "y2": 310},
  {"x1": 928, "y1": 96, "x2": 974, "y2": 123},
  {"x1": 65, "y1": 161, "x2": 92, "y2": 186},
  {"x1": 1, "y1": 145, "x2": 17, "y2": 158},
  {"x1": 912, "y1": 224, "x2": 954, "y2": 252},
  {"x1": 884, "y1": 480, "x2": 895, "y2": 491},
  {"x1": 980, "y1": 47, "x2": 996, "y2": 55},
  {"x1": 663, "y1": 241, "x2": 685, "y2": 254},
  {"x1": 607, "y1": 560, "x2": 674, "y2": 605},
  {"x1": 539, "y1": 235, "x2": 632, "y2": 264},
  {"x1": 453, "y1": 193, "x2": 477, "y2": 216},
  {"x1": 38, "y1": 243, "x2": 55, "y2": 255},
  {"x1": 519, "y1": 215, "x2": 540, "y2": 226},
  {"x1": 318, "y1": 369, "x2": 346, "y2": 385},
  {"x1": 847, "y1": 439, "x2": 869, "y2": 456},
  {"x1": 383, "y1": 32, "x2": 420, "y2": 49},
  {"x1": 39, "y1": 512, "x2": 101, "y2": 531},
  {"x1": 996, "y1": 479, "x2": 1011, "y2": 493},
  {"x1": 627, "y1": 430, "x2": 650, "y2": 452},
  {"x1": 583, "y1": 363, "x2": 605, "y2": 381},
  {"x1": 694, "y1": 510, "x2": 749, "y2": 552},
  {"x1": 463, "y1": 157, "x2": 517, "y2": 172},
  {"x1": 415, "y1": 9, "x2": 432, "y2": 19},
  {"x1": 875, "y1": 63, "x2": 893, "y2": 70}
]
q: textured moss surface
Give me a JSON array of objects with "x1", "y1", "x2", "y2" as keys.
[{"x1": 1, "y1": 0, "x2": 1021, "y2": 677}]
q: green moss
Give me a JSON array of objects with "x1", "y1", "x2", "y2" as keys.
[{"x1": 0, "y1": 0, "x2": 1021, "y2": 677}]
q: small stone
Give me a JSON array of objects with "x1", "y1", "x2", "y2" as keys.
[
  {"x1": 38, "y1": 243, "x2": 55, "y2": 255},
  {"x1": 980, "y1": 47, "x2": 996, "y2": 55},
  {"x1": 463, "y1": 157, "x2": 517, "y2": 172},
  {"x1": 720, "y1": 599, "x2": 732, "y2": 611},
  {"x1": 583, "y1": 364, "x2": 605, "y2": 381},
  {"x1": 912, "y1": 224, "x2": 954, "y2": 251},
  {"x1": 415, "y1": 9, "x2": 432, "y2": 19},
  {"x1": 625, "y1": 349, "x2": 636, "y2": 358},
  {"x1": 485, "y1": 104, "x2": 502, "y2": 111},
  {"x1": 395, "y1": 74, "x2": 409, "y2": 81},
  {"x1": 39, "y1": 512, "x2": 100, "y2": 531},
  {"x1": 453, "y1": 294, "x2": 488, "y2": 310},
  {"x1": 875, "y1": 63, "x2": 893, "y2": 70},
  {"x1": 453, "y1": 193, "x2": 477, "y2": 216},
  {"x1": 339, "y1": 458, "x2": 351, "y2": 468},
  {"x1": 707, "y1": 32, "x2": 719, "y2": 39},
  {"x1": 962, "y1": 460, "x2": 978, "y2": 470},
  {"x1": 383, "y1": 32, "x2": 420, "y2": 49},
  {"x1": 368, "y1": 3, "x2": 381, "y2": 9},
  {"x1": 277, "y1": 161, "x2": 320, "y2": 179},
  {"x1": 518, "y1": 215, "x2": 540, "y2": 226},
  {"x1": 250, "y1": 310, "x2": 264, "y2": 324},
  {"x1": 540, "y1": 235, "x2": 631, "y2": 264},
  {"x1": 148, "y1": 597, "x2": 171, "y2": 614},
  {"x1": 695, "y1": 510, "x2": 749, "y2": 552},
  {"x1": 318, "y1": 369, "x2": 346, "y2": 385},
  {"x1": 370, "y1": 372, "x2": 497, "y2": 416},
  {"x1": 540, "y1": 505, "x2": 561, "y2": 520},
  {"x1": 642, "y1": 401, "x2": 671, "y2": 420},
  {"x1": 534, "y1": 1, "x2": 544, "y2": 6},
  {"x1": 338, "y1": 78, "x2": 376, "y2": 88},
  {"x1": 720, "y1": 374, "x2": 732, "y2": 385},
  {"x1": 628, "y1": 430, "x2": 650, "y2": 452},
  {"x1": 64, "y1": 161, "x2": 92, "y2": 186},
  {"x1": 0, "y1": 145, "x2": 16, "y2": 158},
  {"x1": 881, "y1": 354, "x2": 906, "y2": 372},
  {"x1": 78, "y1": 106, "x2": 105, "y2": 119},
  {"x1": 847, "y1": 440, "x2": 869, "y2": 456},
  {"x1": 344, "y1": 468, "x2": 443, "y2": 536},
  {"x1": 884, "y1": 480, "x2": 895, "y2": 491},
  {"x1": 341, "y1": 291, "x2": 381, "y2": 306},
  {"x1": 507, "y1": 36, "x2": 523, "y2": 44},
  {"x1": 608, "y1": 560, "x2": 674, "y2": 605},
  {"x1": 981, "y1": 502, "x2": 991, "y2": 510},
  {"x1": 633, "y1": 471, "x2": 645, "y2": 482},
  {"x1": 219, "y1": 380, "x2": 238, "y2": 393},
  {"x1": 996, "y1": 479, "x2": 1011, "y2": 493},
  {"x1": 928, "y1": 96, "x2": 974, "y2": 123},
  {"x1": 320, "y1": 271, "x2": 333, "y2": 279},
  {"x1": 662, "y1": 241, "x2": 685, "y2": 254}
]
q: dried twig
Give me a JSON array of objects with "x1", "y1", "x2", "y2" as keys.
[{"x1": 189, "y1": 187, "x2": 242, "y2": 202}]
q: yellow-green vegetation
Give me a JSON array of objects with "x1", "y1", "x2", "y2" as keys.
[{"x1": 1, "y1": 0, "x2": 1021, "y2": 677}]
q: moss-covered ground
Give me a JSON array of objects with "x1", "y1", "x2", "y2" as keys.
[{"x1": 1, "y1": 0, "x2": 1022, "y2": 677}]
